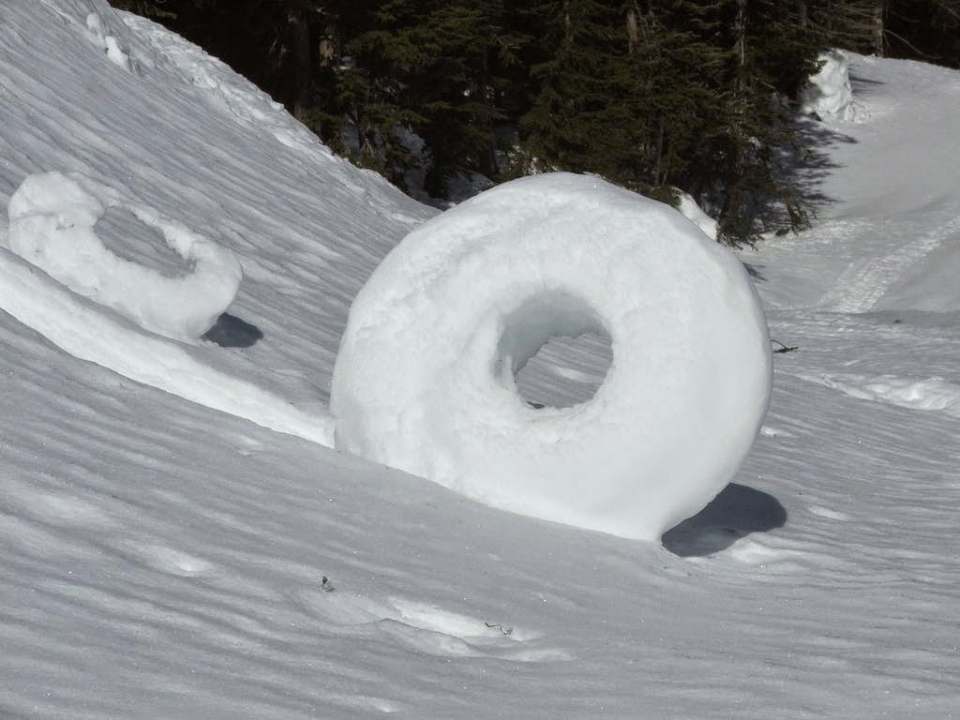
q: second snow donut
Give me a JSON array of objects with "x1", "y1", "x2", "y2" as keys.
[{"x1": 7, "y1": 171, "x2": 241, "y2": 341}]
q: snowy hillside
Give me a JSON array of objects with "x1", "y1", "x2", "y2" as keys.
[{"x1": 2, "y1": 2, "x2": 959, "y2": 718}]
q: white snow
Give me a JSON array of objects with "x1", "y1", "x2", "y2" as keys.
[
  {"x1": 0, "y1": 240, "x2": 334, "y2": 445},
  {"x1": 802, "y1": 50, "x2": 867, "y2": 122},
  {"x1": 8, "y1": 171, "x2": 242, "y2": 340},
  {"x1": 803, "y1": 373, "x2": 960, "y2": 418},
  {"x1": 677, "y1": 191, "x2": 719, "y2": 240},
  {"x1": 85, "y1": 11, "x2": 131, "y2": 70},
  {"x1": 874, "y1": 224, "x2": 960, "y2": 312},
  {"x1": 2, "y1": 2, "x2": 960, "y2": 718},
  {"x1": 332, "y1": 172, "x2": 771, "y2": 540}
]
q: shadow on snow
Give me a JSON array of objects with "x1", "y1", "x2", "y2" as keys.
[
  {"x1": 662, "y1": 483, "x2": 787, "y2": 558},
  {"x1": 203, "y1": 312, "x2": 264, "y2": 348}
]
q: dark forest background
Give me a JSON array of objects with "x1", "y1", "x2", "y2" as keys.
[{"x1": 109, "y1": 0, "x2": 960, "y2": 244}]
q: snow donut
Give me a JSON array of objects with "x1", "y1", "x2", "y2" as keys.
[
  {"x1": 7, "y1": 171, "x2": 241, "y2": 340},
  {"x1": 332, "y1": 173, "x2": 772, "y2": 541}
]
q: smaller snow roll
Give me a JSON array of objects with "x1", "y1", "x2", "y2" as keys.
[
  {"x1": 331, "y1": 173, "x2": 772, "y2": 541},
  {"x1": 7, "y1": 171, "x2": 241, "y2": 340}
]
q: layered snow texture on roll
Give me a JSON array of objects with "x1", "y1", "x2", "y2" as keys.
[
  {"x1": 7, "y1": 171, "x2": 241, "y2": 340},
  {"x1": 332, "y1": 173, "x2": 772, "y2": 541}
]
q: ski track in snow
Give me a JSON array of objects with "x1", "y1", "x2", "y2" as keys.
[
  {"x1": 821, "y1": 213, "x2": 960, "y2": 313},
  {"x1": 2, "y1": 2, "x2": 960, "y2": 719}
]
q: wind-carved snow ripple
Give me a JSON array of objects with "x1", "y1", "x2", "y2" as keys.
[
  {"x1": 298, "y1": 590, "x2": 572, "y2": 663},
  {"x1": 0, "y1": 171, "x2": 334, "y2": 446},
  {"x1": 332, "y1": 173, "x2": 773, "y2": 541}
]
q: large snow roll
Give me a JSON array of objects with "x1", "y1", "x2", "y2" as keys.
[
  {"x1": 332, "y1": 173, "x2": 771, "y2": 541},
  {"x1": 7, "y1": 172, "x2": 241, "y2": 340}
]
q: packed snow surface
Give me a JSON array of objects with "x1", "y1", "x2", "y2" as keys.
[
  {"x1": 7, "y1": 171, "x2": 242, "y2": 340},
  {"x1": 0, "y1": 239, "x2": 335, "y2": 445},
  {"x1": 332, "y1": 173, "x2": 771, "y2": 540},
  {"x1": 2, "y1": 2, "x2": 960, "y2": 718},
  {"x1": 84, "y1": 10, "x2": 131, "y2": 70}
]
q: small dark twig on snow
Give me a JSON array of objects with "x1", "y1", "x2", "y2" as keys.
[
  {"x1": 772, "y1": 339, "x2": 799, "y2": 354},
  {"x1": 484, "y1": 622, "x2": 513, "y2": 636}
]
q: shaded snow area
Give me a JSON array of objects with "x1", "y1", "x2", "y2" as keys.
[{"x1": 1, "y1": 2, "x2": 958, "y2": 718}]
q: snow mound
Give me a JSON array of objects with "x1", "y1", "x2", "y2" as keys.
[
  {"x1": 332, "y1": 173, "x2": 772, "y2": 541},
  {"x1": 677, "y1": 192, "x2": 718, "y2": 240},
  {"x1": 806, "y1": 373, "x2": 960, "y2": 417},
  {"x1": 802, "y1": 51, "x2": 868, "y2": 122},
  {"x1": 85, "y1": 11, "x2": 131, "y2": 70},
  {"x1": 7, "y1": 171, "x2": 242, "y2": 340}
]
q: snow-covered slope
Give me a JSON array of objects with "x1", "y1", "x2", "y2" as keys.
[
  {"x1": 1, "y1": 2, "x2": 959, "y2": 718},
  {"x1": 754, "y1": 54, "x2": 960, "y2": 314}
]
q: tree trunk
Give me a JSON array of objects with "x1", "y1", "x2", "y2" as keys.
[
  {"x1": 626, "y1": 6, "x2": 639, "y2": 55},
  {"x1": 733, "y1": 0, "x2": 748, "y2": 99},
  {"x1": 871, "y1": 1, "x2": 885, "y2": 57},
  {"x1": 289, "y1": 9, "x2": 312, "y2": 121},
  {"x1": 478, "y1": 48, "x2": 498, "y2": 178},
  {"x1": 734, "y1": 0, "x2": 748, "y2": 69}
]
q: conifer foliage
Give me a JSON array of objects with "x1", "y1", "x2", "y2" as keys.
[{"x1": 110, "y1": 0, "x2": 953, "y2": 244}]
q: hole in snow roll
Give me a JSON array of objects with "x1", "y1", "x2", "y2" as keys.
[
  {"x1": 496, "y1": 291, "x2": 613, "y2": 409},
  {"x1": 6, "y1": 171, "x2": 241, "y2": 341}
]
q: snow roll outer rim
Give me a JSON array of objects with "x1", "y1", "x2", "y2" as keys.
[{"x1": 332, "y1": 172, "x2": 772, "y2": 541}]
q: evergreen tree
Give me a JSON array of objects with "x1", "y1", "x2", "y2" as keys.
[
  {"x1": 520, "y1": 0, "x2": 628, "y2": 177},
  {"x1": 521, "y1": 0, "x2": 825, "y2": 243},
  {"x1": 658, "y1": 0, "x2": 823, "y2": 243},
  {"x1": 621, "y1": 0, "x2": 726, "y2": 198},
  {"x1": 804, "y1": 0, "x2": 888, "y2": 56},
  {"x1": 109, "y1": 0, "x2": 177, "y2": 19},
  {"x1": 114, "y1": 0, "x2": 838, "y2": 244},
  {"x1": 886, "y1": 0, "x2": 960, "y2": 67},
  {"x1": 312, "y1": 0, "x2": 528, "y2": 195}
]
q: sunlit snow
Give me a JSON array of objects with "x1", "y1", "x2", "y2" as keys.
[
  {"x1": 332, "y1": 172, "x2": 771, "y2": 540},
  {"x1": 1, "y1": 1, "x2": 959, "y2": 718},
  {"x1": 8, "y1": 171, "x2": 242, "y2": 341},
  {"x1": 801, "y1": 49, "x2": 869, "y2": 122}
]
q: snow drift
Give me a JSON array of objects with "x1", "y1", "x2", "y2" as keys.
[
  {"x1": 802, "y1": 50, "x2": 867, "y2": 122},
  {"x1": 332, "y1": 173, "x2": 772, "y2": 540},
  {"x1": 677, "y1": 192, "x2": 719, "y2": 240}
]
